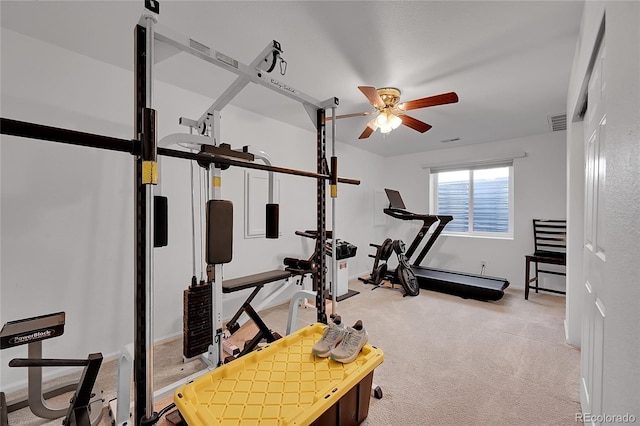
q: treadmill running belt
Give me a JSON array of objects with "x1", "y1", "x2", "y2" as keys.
[{"x1": 412, "y1": 266, "x2": 509, "y2": 301}]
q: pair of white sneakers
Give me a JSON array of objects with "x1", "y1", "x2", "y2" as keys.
[{"x1": 312, "y1": 316, "x2": 368, "y2": 363}]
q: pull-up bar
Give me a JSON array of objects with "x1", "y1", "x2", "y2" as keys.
[{"x1": 0, "y1": 118, "x2": 360, "y2": 186}]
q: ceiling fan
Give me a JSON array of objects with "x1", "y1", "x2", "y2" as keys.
[{"x1": 332, "y1": 86, "x2": 459, "y2": 139}]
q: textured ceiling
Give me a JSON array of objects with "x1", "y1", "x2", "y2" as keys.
[{"x1": 1, "y1": 1, "x2": 584, "y2": 157}]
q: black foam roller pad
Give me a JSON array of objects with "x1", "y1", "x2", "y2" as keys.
[
  {"x1": 265, "y1": 203, "x2": 279, "y2": 239},
  {"x1": 283, "y1": 257, "x2": 299, "y2": 268},
  {"x1": 154, "y1": 196, "x2": 168, "y2": 247},
  {"x1": 206, "y1": 200, "x2": 233, "y2": 264}
]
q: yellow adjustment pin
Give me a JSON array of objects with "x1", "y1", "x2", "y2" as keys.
[
  {"x1": 213, "y1": 176, "x2": 221, "y2": 188},
  {"x1": 330, "y1": 185, "x2": 337, "y2": 198},
  {"x1": 142, "y1": 161, "x2": 158, "y2": 184}
]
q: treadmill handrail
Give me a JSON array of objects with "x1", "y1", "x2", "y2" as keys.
[
  {"x1": 383, "y1": 208, "x2": 434, "y2": 222},
  {"x1": 383, "y1": 208, "x2": 454, "y2": 265},
  {"x1": 413, "y1": 215, "x2": 453, "y2": 266}
]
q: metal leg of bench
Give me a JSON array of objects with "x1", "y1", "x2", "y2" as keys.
[
  {"x1": 225, "y1": 285, "x2": 264, "y2": 334},
  {"x1": 234, "y1": 302, "x2": 279, "y2": 357}
]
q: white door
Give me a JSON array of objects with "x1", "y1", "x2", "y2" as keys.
[{"x1": 580, "y1": 36, "x2": 606, "y2": 423}]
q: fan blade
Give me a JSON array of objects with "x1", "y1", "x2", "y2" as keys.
[
  {"x1": 359, "y1": 127, "x2": 376, "y2": 139},
  {"x1": 400, "y1": 114, "x2": 432, "y2": 133},
  {"x1": 358, "y1": 86, "x2": 385, "y2": 108},
  {"x1": 325, "y1": 111, "x2": 372, "y2": 121},
  {"x1": 359, "y1": 117, "x2": 378, "y2": 139},
  {"x1": 398, "y1": 92, "x2": 459, "y2": 111}
]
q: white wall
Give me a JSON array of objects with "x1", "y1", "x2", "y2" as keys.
[
  {"x1": 566, "y1": 0, "x2": 640, "y2": 418},
  {"x1": 383, "y1": 132, "x2": 567, "y2": 291},
  {"x1": 0, "y1": 28, "x2": 384, "y2": 390},
  {"x1": 601, "y1": 2, "x2": 640, "y2": 413}
]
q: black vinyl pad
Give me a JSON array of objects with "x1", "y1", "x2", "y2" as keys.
[
  {"x1": 206, "y1": 200, "x2": 233, "y2": 264},
  {"x1": 265, "y1": 203, "x2": 279, "y2": 239},
  {"x1": 222, "y1": 270, "x2": 292, "y2": 293},
  {"x1": 154, "y1": 196, "x2": 168, "y2": 248}
]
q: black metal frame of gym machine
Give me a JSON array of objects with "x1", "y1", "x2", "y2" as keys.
[{"x1": 0, "y1": 2, "x2": 360, "y2": 424}]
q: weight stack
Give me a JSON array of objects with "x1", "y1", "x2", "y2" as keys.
[{"x1": 183, "y1": 282, "x2": 213, "y2": 359}]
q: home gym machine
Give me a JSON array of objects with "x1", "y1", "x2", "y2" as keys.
[
  {"x1": 362, "y1": 189, "x2": 509, "y2": 301},
  {"x1": 0, "y1": 1, "x2": 361, "y2": 423},
  {"x1": 0, "y1": 312, "x2": 103, "y2": 426}
]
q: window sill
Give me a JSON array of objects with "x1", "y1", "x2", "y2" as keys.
[{"x1": 441, "y1": 232, "x2": 514, "y2": 241}]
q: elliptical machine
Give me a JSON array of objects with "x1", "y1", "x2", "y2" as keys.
[{"x1": 359, "y1": 238, "x2": 419, "y2": 297}]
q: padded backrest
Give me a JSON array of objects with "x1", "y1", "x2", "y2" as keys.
[
  {"x1": 206, "y1": 200, "x2": 233, "y2": 264},
  {"x1": 532, "y1": 219, "x2": 567, "y2": 256}
]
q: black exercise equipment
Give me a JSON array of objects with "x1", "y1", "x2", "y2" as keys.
[
  {"x1": 0, "y1": 312, "x2": 104, "y2": 425},
  {"x1": 364, "y1": 189, "x2": 509, "y2": 301},
  {"x1": 282, "y1": 230, "x2": 327, "y2": 288},
  {"x1": 183, "y1": 279, "x2": 213, "y2": 359},
  {"x1": 221, "y1": 270, "x2": 293, "y2": 360},
  {"x1": 360, "y1": 238, "x2": 394, "y2": 289},
  {"x1": 265, "y1": 203, "x2": 280, "y2": 239},
  {"x1": 154, "y1": 195, "x2": 168, "y2": 248},
  {"x1": 393, "y1": 240, "x2": 420, "y2": 296},
  {"x1": 283, "y1": 257, "x2": 315, "y2": 271},
  {"x1": 182, "y1": 216, "x2": 315, "y2": 409},
  {"x1": 358, "y1": 238, "x2": 419, "y2": 296},
  {"x1": 184, "y1": 198, "x2": 233, "y2": 358},
  {"x1": 9, "y1": 355, "x2": 103, "y2": 426},
  {"x1": 290, "y1": 230, "x2": 359, "y2": 301},
  {"x1": 206, "y1": 200, "x2": 234, "y2": 265}
]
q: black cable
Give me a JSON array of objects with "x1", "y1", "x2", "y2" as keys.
[
  {"x1": 266, "y1": 51, "x2": 278, "y2": 73},
  {"x1": 158, "y1": 402, "x2": 176, "y2": 418}
]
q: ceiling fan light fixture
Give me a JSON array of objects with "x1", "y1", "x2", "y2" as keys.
[
  {"x1": 379, "y1": 125, "x2": 393, "y2": 135},
  {"x1": 376, "y1": 112, "x2": 402, "y2": 134},
  {"x1": 375, "y1": 112, "x2": 389, "y2": 127},
  {"x1": 389, "y1": 114, "x2": 402, "y2": 129}
]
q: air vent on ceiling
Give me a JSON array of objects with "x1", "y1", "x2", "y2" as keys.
[
  {"x1": 440, "y1": 137, "x2": 460, "y2": 143},
  {"x1": 548, "y1": 114, "x2": 567, "y2": 131}
]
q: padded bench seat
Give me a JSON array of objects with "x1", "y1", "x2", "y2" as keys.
[
  {"x1": 222, "y1": 269, "x2": 294, "y2": 359},
  {"x1": 222, "y1": 270, "x2": 292, "y2": 293}
]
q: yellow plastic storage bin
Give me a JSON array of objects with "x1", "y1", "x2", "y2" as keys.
[{"x1": 174, "y1": 323, "x2": 384, "y2": 425}]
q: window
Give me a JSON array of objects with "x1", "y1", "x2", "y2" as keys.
[{"x1": 430, "y1": 164, "x2": 513, "y2": 237}]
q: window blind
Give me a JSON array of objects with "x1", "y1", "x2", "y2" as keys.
[{"x1": 422, "y1": 152, "x2": 526, "y2": 174}]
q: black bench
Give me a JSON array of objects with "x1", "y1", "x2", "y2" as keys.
[{"x1": 222, "y1": 270, "x2": 293, "y2": 358}]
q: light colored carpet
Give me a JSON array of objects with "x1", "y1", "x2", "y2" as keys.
[{"x1": 4, "y1": 279, "x2": 581, "y2": 425}]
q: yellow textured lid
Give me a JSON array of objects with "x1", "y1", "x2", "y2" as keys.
[{"x1": 174, "y1": 323, "x2": 384, "y2": 425}]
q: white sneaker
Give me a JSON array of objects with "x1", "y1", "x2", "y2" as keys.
[
  {"x1": 330, "y1": 320, "x2": 368, "y2": 363},
  {"x1": 312, "y1": 316, "x2": 346, "y2": 357}
]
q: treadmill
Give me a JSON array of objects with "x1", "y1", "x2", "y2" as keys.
[{"x1": 383, "y1": 189, "x2": 509, "y2": 301}]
